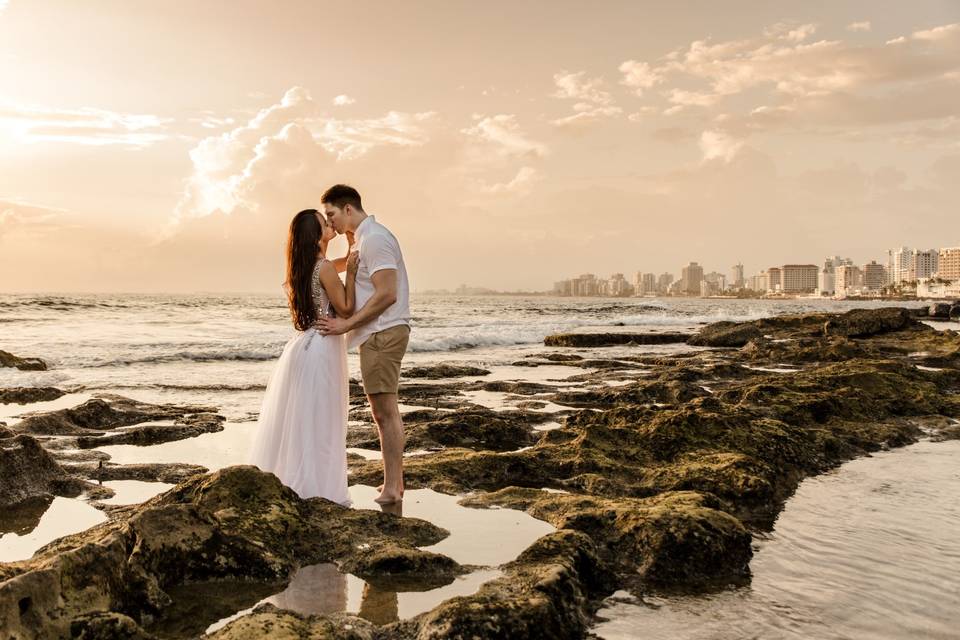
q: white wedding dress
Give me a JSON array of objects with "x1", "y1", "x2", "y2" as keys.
[{"x1": 248, "y1": 258, "x2": 351, "y2": 506}]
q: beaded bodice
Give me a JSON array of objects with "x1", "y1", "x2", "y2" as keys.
[{"x1": 311, "y1": 258, "x2": 334, "y2": 322}]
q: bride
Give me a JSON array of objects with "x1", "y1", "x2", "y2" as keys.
[{"x1": 249, "y1": 208, "x2": 358, "y2": 506}]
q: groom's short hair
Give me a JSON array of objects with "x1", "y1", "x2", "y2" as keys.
[{"x1": 321, "y1": 184, "x2": 363, "y2": 211}]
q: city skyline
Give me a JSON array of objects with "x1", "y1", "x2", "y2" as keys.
[
  {"x1": 1, "y1": 2, "x2": 959, "y2": 293},
  {"x1": 550, "y1": 242, "x2": 960, "y2": 298}
]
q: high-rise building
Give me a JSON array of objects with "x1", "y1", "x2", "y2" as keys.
[
  {"x1": 680, "y1": 262, "x2": 704, "y2": 295},
  {"x1": 607, "y1": 273, "x2": 630, "y2": 297},
  {"x1": 862, "y1": 261, "x2": 886, "y2": 291},
  {"x1": 634, "y1": 272, "x2": 656, "y2": 295},
  {"x1": 781, "y1": 264, "x2": 819, "y2": 293},
  {"x1": 835, "y1": 265, "x2": 864, "y2": 297},
  {"x1": 767, "y1": 267, "x2": 782, "y2": 292},
  {"x1": 818, "y1": 256, "x2": 852, "y2": 295},
  {"x1": 701, "y1": 279, "x2": 720, "y2": 297},
  {"x1": 752, "y1": 271, "x2": 769, "y2": 292},
  {"x1": 937, "y1": 246, "x2": 960, "y2": 281},
  {"x1": 572, "y1": 273, "x2": 598, "y2": 297},
  {"x1": 912, "y1": 249, "x2": 939, "y2": 280},
  {"x1": 730, "y1": 263, "x2": 745, "y2": 289},
  {"x1": 657, "y1": 273, "x2": 674, "y2": 294},
  {"x1": 887, "y1": 247, "x2": 915, "y2": 284},
  {"x1": 553, "y1": 280, "x2": 574, "y2": 296},
  {"x1": 704, "y1": 271, "x2": 727, "y2": 292}
]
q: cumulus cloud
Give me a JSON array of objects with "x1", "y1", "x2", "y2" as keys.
[
  {"x1": 332, "y1": 94, "x2": 356, "y2": 106},
  {"x1": 177, "y1": 87, "x2": 435, "y2": 220},
  {"x1": 550, "y1": 71, "x2": 622, "y2": 128},
  {"x1": 461, "y1": 114, "x2": 547, "y2": 159},
  {"x1": 0, "y1": 103, "x2": 169, "y2": 147},
  {"x1": 847, "y1": 21, "x2": 872, "y2": 32},
  {"x1": 618, "y1": 60, "x2": 663, "y2": 95},
  {"x1": 622, "y1": 21, "x2": 960, "y2": 102},
  {"x1": 620, "y1": 20, "x2": 960, "y2": 160}
]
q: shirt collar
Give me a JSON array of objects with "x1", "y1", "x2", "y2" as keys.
[{"x1": 354, "y1": 215, "x2": 375, "y2": 240}]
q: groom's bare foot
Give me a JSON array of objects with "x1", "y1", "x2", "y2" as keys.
[
  {"x1": 374, "y1": 490, "x2": 403, "y2": 505},
  {"x1": 377, "y1": 483, "x2": 404, "y2": 495}
]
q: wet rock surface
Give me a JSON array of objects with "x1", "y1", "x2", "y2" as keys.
[
  {"x1": 0, "y1": 349, "x2": 47, "y2": 371},
  {"x1": 0, "y1": 387, "x2": 65, "y2": 405},
  {"x1": 4, "y1": 307, "x2": 960, "y2": 638},
  {"x1": 403, "y1": 363, "x2": 491, "y2": 379},
  {"x1": 545, "y1": 332, "x2": 694, "y2": 347},
  {"x1": 0, "y1": 435, "x2": 88, "y2": 508},
  {"x1": 11, "y1": 394, "x2": 221, "y2": 437},
  {"x1": 0, "y1": 466, "x2": 451, "y2": 639}
]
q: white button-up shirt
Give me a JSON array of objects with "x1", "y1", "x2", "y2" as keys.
[{"x1": 347, "y1": 215, "x2": 411, "y2": 350}]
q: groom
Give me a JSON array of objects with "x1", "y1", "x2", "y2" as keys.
[{"x1": 318, "y1": 184, "x2": 411, "y2": 505}]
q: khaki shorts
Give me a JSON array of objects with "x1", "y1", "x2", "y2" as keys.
[{"x1": 359, "y1": 324, "x2": 410, "y2": 395}]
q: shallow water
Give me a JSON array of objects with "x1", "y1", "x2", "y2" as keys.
[
  {"x1": 147, "y1": 482, "x2": 551, "y2": 637},
  {"x1": 0, "y1": 496, "x2": 107, "y2": 562},
  {"x1": 592, "y1": 439, "x2": 960, "y2": 640}
]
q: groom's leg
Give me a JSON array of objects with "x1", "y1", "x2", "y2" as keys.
[
  {"x1": 369, "y1": 392, "x2": 404, "y2": 500},
  {"x1": 359, "y1": 325, "x2": 410, "y2": 503}
]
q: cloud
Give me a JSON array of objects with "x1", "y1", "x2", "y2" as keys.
[
  {"x1": 332, "y1": 94, "x2": 356, "y2": 106},
  {"x1": 624, "y1": 21, "x2": 960, "y2": 101},
  {"x1": 478, "y1": 166, "x2": 539, "y2": 195},
  {"x1": 0, "y1": 103, "x2": 170, "y2": 147},
  {"x1": 618, "y1": 60, "x2": 663, "y2": 96},
  {"x1": 847, "y1": 21, "x2": 872, "y2": 32},
  {"x1": 699, "y1": 130, "x2": 744, "y2": 162},
  {"x1": 177, "y1": 87, "x2": 436, "y2": 220},
  {"x1": 0, "y1": 199, "x2": 69, "y2": 237},
  {"x1": 550, "y1": 71, "x2": 622, "y2": 128},
  {"x1": 667, "y1": 89, "x2": 721, "y2": 107},
  {"x1": 552, "y1": 71, "x2": 614, "y2": 105},
  {"x1": 461, "y1": 114, "x2": 547, "y2": 159}
]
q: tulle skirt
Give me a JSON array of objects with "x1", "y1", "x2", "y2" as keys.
[{"x1": 248, "y1": 328, "x2": 351, "y2": 506}]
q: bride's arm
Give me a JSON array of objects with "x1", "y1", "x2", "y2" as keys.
[
  {"x1": 318, "y1": 257, "x2": 358, "y2": 318},
  {"x1": 330, "y1": 231, "x2": 356, "y2": 274}
]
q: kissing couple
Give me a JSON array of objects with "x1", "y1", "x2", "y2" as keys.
[{"x1": 248, "y1": 184, "x2": 411, "y2": 506}]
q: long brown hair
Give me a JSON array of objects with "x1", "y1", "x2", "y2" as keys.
[{"x1": 286, "y1": 209, "x2": 322, "y2": 331}]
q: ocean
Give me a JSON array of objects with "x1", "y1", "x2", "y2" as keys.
[{"x1": 0, "y1": 293, "x2": 928, "y2": 423}]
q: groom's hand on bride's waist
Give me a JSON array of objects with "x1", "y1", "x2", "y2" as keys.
[{"x1": 318, "y1": 316, "x2": 351, "y2": 336}]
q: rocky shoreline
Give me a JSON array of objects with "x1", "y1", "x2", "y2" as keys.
[{"x1": 2, "y1": 307, "x2": 959, "y2": 638}]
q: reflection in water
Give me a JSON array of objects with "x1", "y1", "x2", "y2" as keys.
[
  {"x1": 204, "y1": 563, "x2": 502, "y2": 633},
  {"x1": 593, "y1": 439, "x2": 960, "y2": 640},
  {"x1": 1, "y1": 495, "x2": 53, "y2": 536},
  {"x1": 348, "y1": 485, "x2": 555, "y2": 566},
  {"x1": 0, "y1": 496, "x2": 107, "y2": 562},
  {"x1": 266, "y1": 563, "x2": 347, "y2": 614}
]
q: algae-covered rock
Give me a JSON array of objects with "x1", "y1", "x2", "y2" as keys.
[
  {"x1": 0, "y1": 387, "x2": 65, "y2": 405},
  {"x1": 339, "y1": 542, "x2": 463, "y2": 586},
  {"x1": 930, "y1": 303, "x2": 952, "y2": 319},
  {"x1": 823, "y1": 307, "x2": 920, "y2": 337},
  {"x1": 11, "y1": 395, "x2": 221, "y2": 437},
  {"x1": 0, "y1": 465, "x2": 451, "y2": 639},
  {"x1": 545, "y1": 332, "x2": 693, "y2": 347},
  {"x1": 75, "y1": 413, "x2": 225, "y2": 448},
  {"x1": 414, "y1": 530, "x2": 611, "y2": 640},
  {"x1": 208, "y1": 605, "x2": 377, "y2": 640},
  {"x1": 404, "y1": 363, "x2": 491, "y2": 378},
  {"x1": 688, "y1": 322, "x2": 763, "y2": 348},
  {"x1": 0, "y1": 349, "x2": 47, "y2": 371},
  {"x1": 0, "y1": 435, "x2": 86, "y2": 508}
]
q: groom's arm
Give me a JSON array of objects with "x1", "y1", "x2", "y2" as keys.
[{"x1": 318, "y1": 269, "x2": 397, "y2": 335}]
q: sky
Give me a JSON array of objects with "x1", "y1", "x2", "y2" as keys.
[{"x1": 1, "y1": 0, "x2": 959, "y2": 293}]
